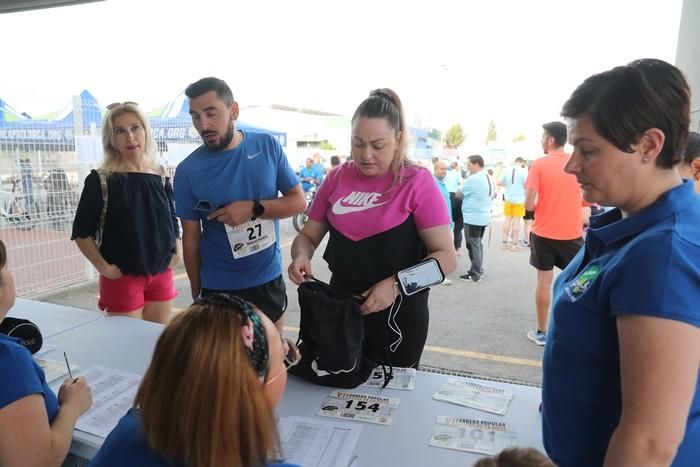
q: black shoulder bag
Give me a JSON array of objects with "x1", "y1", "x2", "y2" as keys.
[{"x1": 289, "y1": 279, "x2": 391, "y2": 388}]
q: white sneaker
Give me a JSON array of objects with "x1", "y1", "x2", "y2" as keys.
[
  {"x1": 526, "y1": 330, "x2": 546, "y2": 346},
  {"x1": 441, "y1": 278, "x2": 452, "y2": 285}
]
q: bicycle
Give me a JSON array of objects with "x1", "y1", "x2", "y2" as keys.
[
  {"x1": 0, "y1": 178, "x2": 33, "y2": 230},
  {"x1": 292, "y1": 185, "x2": 317, "y2": 233},
  {"x1": 42, "y1": 168, "x2": 77, "y2": 230}
]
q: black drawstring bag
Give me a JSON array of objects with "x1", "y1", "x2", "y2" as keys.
[
  {"x1": 289, "y1": 279, "x2": 391, "y2": 389},
  {"x1": 0, "y1": 317, "x2": 43, "y2": 354}
]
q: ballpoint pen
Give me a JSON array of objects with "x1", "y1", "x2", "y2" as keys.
[{"x1": 63, "y1": 351, "x2": 73, "y2": 380}]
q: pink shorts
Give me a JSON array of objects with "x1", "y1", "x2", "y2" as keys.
[{"x1": 98, "y1": 268, "x2": 177, "y2": 313}]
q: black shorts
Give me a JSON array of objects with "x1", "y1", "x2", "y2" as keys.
[
  {"x1": 201, "y1": 275, "x2": 287, "y2": 322},
  {"x1": 529, "y1": 233, "x2": 584, "y2": 271}
]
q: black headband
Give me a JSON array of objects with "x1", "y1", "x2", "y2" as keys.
[{"x1": 194, "y1": 294, "x2": 269, "y2": 378}]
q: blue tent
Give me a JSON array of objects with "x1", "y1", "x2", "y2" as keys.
[
  {"x1": 0, "y1": 90, "x2": 286, "y2": 150},
  {"x1": 0, "y1": 98, "x2": 30, "y2": 123},
  {"x1": 0, "y1": 90, "x2": 101, "y2": 148},
  {"x1": 48, "y1": 89, "x2": 102, "y2": 129}
]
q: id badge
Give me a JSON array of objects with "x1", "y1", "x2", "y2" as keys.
[{"x1": 225, "y1": 218, "x2": 276, "y2": 259}]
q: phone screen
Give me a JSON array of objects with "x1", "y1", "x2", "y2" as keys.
[{"x1": 397, "y1": 259, "x2": 444, "y2": 296}]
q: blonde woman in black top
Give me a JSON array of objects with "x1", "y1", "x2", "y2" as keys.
[{"x1": 72, "y1": 102, "x2": 180, "y2": 323}]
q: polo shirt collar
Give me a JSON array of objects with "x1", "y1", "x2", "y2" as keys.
[{"x1": 588, "y1": 180, "x2": 696, "y2": 246}]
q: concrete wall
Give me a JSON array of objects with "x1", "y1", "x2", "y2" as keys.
[{"x1": 676, "y1": 0, "x2": 700, "y2": 131}]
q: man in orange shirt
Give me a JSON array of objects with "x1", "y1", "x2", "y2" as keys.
[{"x1": 524, "y1": 122, "x2": 586, "y2": 345}]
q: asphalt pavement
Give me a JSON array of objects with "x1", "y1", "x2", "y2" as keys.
[{"x1": 39, "y1": 217, "x2": 551, "y2": 386}]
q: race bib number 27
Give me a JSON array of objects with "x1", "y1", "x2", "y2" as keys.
[{"x1": 225, "y1": 219, "x2": 276, "y2": 259}]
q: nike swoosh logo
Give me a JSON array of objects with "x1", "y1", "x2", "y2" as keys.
[
  {"x1": 331, "y1": 198, "x2": 388, "y2": 215},
  {"x1": 247, "y1": 151, "x2": 263, "y2": 160}
]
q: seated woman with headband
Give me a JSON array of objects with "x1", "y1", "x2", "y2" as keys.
[{"x1": 89, "y1": 294, "x2": 300, "y2": 467}]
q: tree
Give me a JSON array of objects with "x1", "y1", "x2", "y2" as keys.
[
  {"x1": 319, "y1": 141, "x2": 336, "y2": 151},
  {"x1": 486, "y1": 120, "x2": 497, "y2": 145},
  {"x1": 512, "y1": 133, "x2": 526, "y2": 143},
  {"x1": 444, "y1": 124, "x2": 465, "y2": 148}
]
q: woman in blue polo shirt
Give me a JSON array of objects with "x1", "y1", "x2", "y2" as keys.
[
  {"x1": 542, "y1": 59, "x2": 700, "y2": 467},
  {"x1": 0, "y1": 240, "x2": 92, "y2": 466}
]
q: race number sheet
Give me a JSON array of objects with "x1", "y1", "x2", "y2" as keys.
[
  {"x1": 429, "y1": 416, "x2": 517, "y2": 455},
  {"x1": 433, "y1": 378, "x2": 514, "y2": 415},
  {"x1": 317, "y1": 390, "x2": 400, "y2": 426},
  {"x1": 225, "y1": 218, "x2": 275, "y2": 259},
  {"x1": 361, "y1": 367, "x2": 416, "y2": 390}
]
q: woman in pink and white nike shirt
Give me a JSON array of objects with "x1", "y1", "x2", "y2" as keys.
[{"x1": 288, "y1": 88, "x2": 457, "y2": 368}]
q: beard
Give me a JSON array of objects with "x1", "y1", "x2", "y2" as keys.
[{"x1": 202, "y1": 118, "x2": 235, "y2": 151}]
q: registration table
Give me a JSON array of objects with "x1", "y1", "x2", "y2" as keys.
[
  {"x1": 9, "y1": 298, "x2": 102, "y2": 339},
  {"x1": 20, "y1": 300, "x2": 545, "y2": 465},
  {"x1": 279, "y1": 372, "x2": 543, "y2": 466}
]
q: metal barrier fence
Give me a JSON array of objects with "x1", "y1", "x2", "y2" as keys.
[
  {"x1": 0, "y1": 152, "x2": 93, "y2": 297},
  {"x1": 0, "y1": 111, "x2": 198, "y2": 297}
]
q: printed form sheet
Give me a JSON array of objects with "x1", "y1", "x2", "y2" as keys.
[
  {"x1": 73, "y1": 365, "x2": 142, "y2": 438},
  {"x1": 278, "y1": 416, "x2": 360, "y2": 467}
]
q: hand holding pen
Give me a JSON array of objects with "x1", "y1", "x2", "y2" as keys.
[
  {"x1": 63, "y1": 351, "x2": 74, "y2": 381},
  {"x1": 58, "y1": 352, "x2": 93, "y2": 415}
]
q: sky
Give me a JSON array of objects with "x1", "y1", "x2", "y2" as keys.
[{"x1": 0, "y1": 0, "x2": 684, "y2": 153}]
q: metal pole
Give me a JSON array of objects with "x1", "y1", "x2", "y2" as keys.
[{"x1": 72, "y1": 95, "x2": 83, "y2": 139}]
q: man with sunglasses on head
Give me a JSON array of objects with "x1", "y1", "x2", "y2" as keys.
[{"x1": 173, "y1": 77, "x2": 306, "y2": 332}]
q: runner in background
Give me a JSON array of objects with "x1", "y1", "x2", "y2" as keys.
[
  {"x1": 524, "y1": 122, "x2": 586, "y2": 346},
  {"x1": 498, "y1": 157, "x2": 528, "y2": 251}
]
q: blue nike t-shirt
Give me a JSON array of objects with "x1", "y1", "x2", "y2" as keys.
[{"x1": 174, "y1": 131, "x2": 299, "y2": 290}]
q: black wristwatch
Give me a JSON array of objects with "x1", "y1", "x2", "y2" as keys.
[{"x1": 252, "y1": 200, "x2": 265, "y2": 220}]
